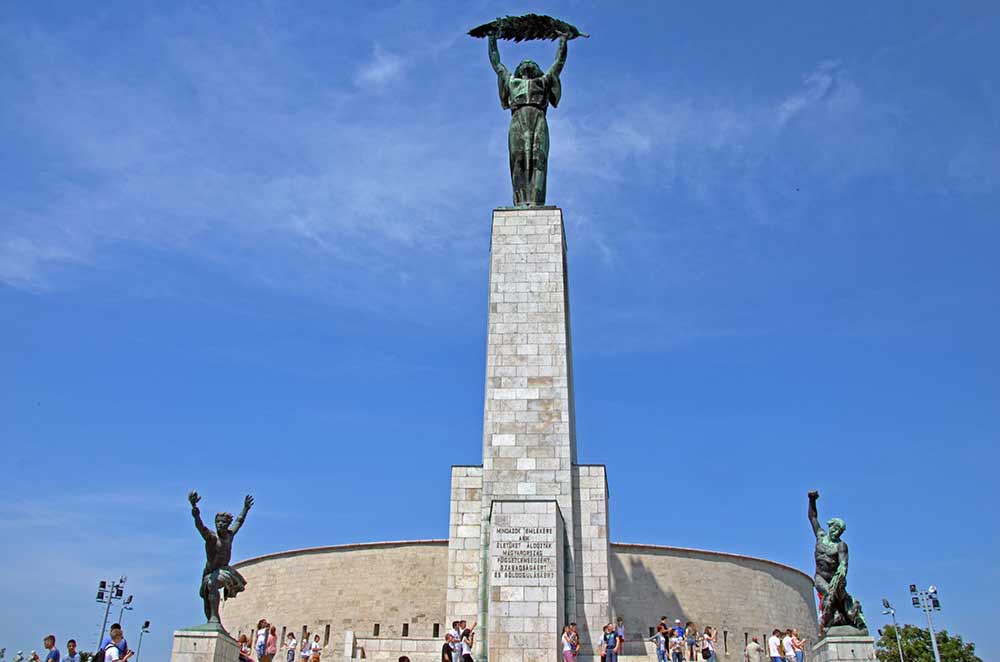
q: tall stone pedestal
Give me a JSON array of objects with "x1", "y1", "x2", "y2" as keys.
[
  {"x1": 446, "y1": 207, "x2": 611, "y2": 662},
  {"x1": 812, "y1": 633, "x2": 876, "y2": 662},
  {"x1": 170, "y1": 627, "x2": 239, "y2": 662}
]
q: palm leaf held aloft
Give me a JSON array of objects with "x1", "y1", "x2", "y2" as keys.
[{"x1": 468, "y1": 14, "x2": 589, "y2": 41}]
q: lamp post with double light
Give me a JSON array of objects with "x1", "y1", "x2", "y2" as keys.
[{"x1": 909, "y1": 584, "x2": 942, "y2": 662}]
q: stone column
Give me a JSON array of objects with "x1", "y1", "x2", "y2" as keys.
[
  {"x1": 446, "y1": 207, "x2": 610, "y2": 661},
  {"x1": 812, "y1": 631, "x2": 877, "y2": 662}
]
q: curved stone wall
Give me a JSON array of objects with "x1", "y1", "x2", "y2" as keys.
[
  {"x1": 610, "y1": 544, "x2": 818, "y2": 655},
  {"x1": 221, "y1": 540, "x2": 817, "y2": 659}
]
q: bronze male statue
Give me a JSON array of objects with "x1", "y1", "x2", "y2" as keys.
[
  {"x1": 808, "y1": 490, "x2": 867, "y2": 634},
  {"x1": 188, "y1": 490, "x2": 253, "y2": 627}
]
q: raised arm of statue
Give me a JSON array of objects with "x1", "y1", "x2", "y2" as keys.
[
  {"x1": 189, "y1": 491, "x2": 211, "y2": 541},
  {"x1": 548, "y1": 35, "x2": 568, "y2": 77},
  {"x1": 230, "y1": 494, "x2": 254, "y2": 534},
  {"x1": 488, "y1": 33, "x2": 504, "y2": 74},
  {"x1": 808, "y1": 490, "x2": 822, "y2": 538}
]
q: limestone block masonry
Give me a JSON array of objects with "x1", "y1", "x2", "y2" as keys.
[
  {"x1": 447, "y1": 208, "x2": 611, "y2": 662},
  {"x1": 170, "y1": 629, "x2": 239, "y2": 662},
  {"x1": 488, "y1": 500, "x2": 564, "y2": 662},
  {"x1": 812, "y1": 634, "x2": 876, "y2": 662}
]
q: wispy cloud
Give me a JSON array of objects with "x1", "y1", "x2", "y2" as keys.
[{"x1": 355, "y1": 44, "x2": 406, "y2": 90}]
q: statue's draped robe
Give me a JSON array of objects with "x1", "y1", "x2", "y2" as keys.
[{"x1": 496, "y1": 65, "x2": 562, "y2": 206}]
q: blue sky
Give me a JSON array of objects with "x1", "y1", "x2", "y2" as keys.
[{"x1": 1, "y1": 1, "x2": 998, "y2": 661}]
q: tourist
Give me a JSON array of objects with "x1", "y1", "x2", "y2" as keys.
[
  {"x1": 399, "y1": 657, "x2": 410, "y2": 662},
  {"x1": 102, "y1": 630, "x2": 133, "y2": 662},
  {"x1": 310, "y1": 634, "x2": 321, "y2": 662},
  {"x1": 460, "y1": 626, "x2": 474, "y2": 662},
  {"x1": 285, "y1": 633, "x2": 298, "y2": 662},
  {"x1": 744, "y1": 636, "x2": 763, "y2": 662},
  {"x1": 569, "y1": 623, "x2": 579, "y2": 658},
  {"x1": 42, "y1": 636, "x2": 59, "y2": 662},
  {"x1": 668, "y1": 628, "x2": 684, "y2": 662},
  {"x1": 767, "y1": 630, "x2": 782, "y2": 662},
  {"x1": 658, "y1": 617, "x2": 669, "y2": 635},
  {"x1": 64, "y1": 640, "x2": 79, "y2": 662},
  {"x1": 781, "y1": 630, "x2": 795, "y2": 662},
  {"x1": 684, "y1": 623, "x2": 698, "y2": 662},
  {"x1": 100, "y1": 625, "x2": 129, "y2": 659},
  {"x1": 790, "y1": 630, "x2": 805, "y2": 662},
  {"x1": 701, "y1": 627, "x2": 716, "y2": 662},
  {"x1": 562, "y1": 626, "x2": 575, "y2": 662},
  {"x1": 255, "y1": 621, "x2": 268, "y2": 660},
  {"x1": 603, "y1": 623, "x2": 621, "y2": 662},
  {"x1": 450, "y1": 622, "x2": 462, "y2": 660},
  {"x1": 262, "y1": 627, "x2": 276, "y2": 662},
  {"x1": 671, "y1": 620, "x2": 684, "y2": 641},
  {"x1": 238, "y1": 635, "x2": 253, "y2": 662},
  {"x1": 599, "y1": 625, "x2": 608, "y2": 662},
  {"x1": 615, "y1": 617, "x2": 625, "y2": 645},
  {"x1": 649, "y1": 625, "x2": 667, "y2": 662},
  {"x1": 441, "y1": 633, "x2": 454, "y2": 662},
  {"x1": 299, "y1": 633, "x2": 311, "y2": 662}
]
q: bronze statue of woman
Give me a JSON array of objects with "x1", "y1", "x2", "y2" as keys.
[{"x1": 487, "y1": 32, "x2": 568, "y2": 206}]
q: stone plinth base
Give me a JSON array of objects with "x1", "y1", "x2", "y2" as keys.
[
  {"x1": 171, "y1": 627, "x2": 239, "y2": 662},
  {"x1": 812, "y1": 633, "x2": 876, "y2": 662}
]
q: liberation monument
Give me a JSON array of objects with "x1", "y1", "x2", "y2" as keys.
[{"x1": 214, "y1": 15, "x2": 822, "y2": 662}]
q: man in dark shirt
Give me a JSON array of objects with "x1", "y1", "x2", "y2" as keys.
[{"x1": 441, "y1": 634, "x2": 454, "y2": 662}]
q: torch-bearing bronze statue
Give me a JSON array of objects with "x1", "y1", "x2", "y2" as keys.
[{"x1": 808, "y1": 490, "x2": 867, "y2": 635}]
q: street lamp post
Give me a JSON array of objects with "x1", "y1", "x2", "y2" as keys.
[
  {"x1": 95, "y1": 576, "x2": 128, "y2": 652},
  {"x1": 881, "y1": 598, "x2": 905, "y2": 662},
  {"x1": 135, "y1": 621, "x2": 150, "y2": 662},
  {"x1": 118, "y1": 595, "x2": 134, "y2": 628},
  {"x1": 909, "y1": 584, "x2": 942, "y2": 662}
]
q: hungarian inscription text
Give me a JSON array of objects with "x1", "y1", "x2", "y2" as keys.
[{"x1": 492, "y1": 526, "x2": 555, "y2": 580}]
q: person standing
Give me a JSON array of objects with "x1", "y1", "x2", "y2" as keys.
[
  {"x1": 744, "y1": 637, "x2": 763, "y2": 662},
  {"x1": 42, "y1": 636, "x2": 59, "y2": 662},
  {"x1": 262, "y1": 627, "x2": 277, "y2": 662},
  {"x1": 285, "y1": 633, "x2": 298, "y2": 662},
  {"x1": 299, "y1": 634, "x2": 311, "y2": 662},
  {"x1": 649, "y1": 625, "x2": 667, "y2": 662},
  {"x1": 790, "y1": 630, "x2": 805, "y2": 662},
  {"x1": 767, "y1": 630, "x2": 782, "y2": 662},
  {"x1": 460, "y1": 627, "x2": 475, "y2": 662},
  {"x1": 441, "y1": 633, "x2": 454, "y2": 662},
  {"x1": 102, "y1": 630, "x2": 133, "y2": 662},
  {"x1": 781, "y1": 631, "x2": 795, "y2": 662},
  {"x1": 668, "y1": 629, "x2": 684, "y2": 662},
  {"x1": 684, "y1": 623, "x2": 698, "y2": 662},
  {"x1": 569, "y1": 623, "x2": 579, "y2": 658},
  {"x1": 64, "y1": 641, "x2": 79, "y2": 662},
  {"x1": 562, "y1": 626, "x2": 575, "y2": 662},
  {"x1": 100, "y1": 625, "x2": 129, "y2": 659},
  {"x1": 310, "y1": 635, "x2": 321, "y2": 662},
  {"x1": 255, "y1": 621, "x2": 268, "y2": 661},
  {"x1": 603, "y1": 623, "x2": 621, "y2": 662},
  {"x1": 701, "y1": 627, "x2": 717, "y2": 662}
]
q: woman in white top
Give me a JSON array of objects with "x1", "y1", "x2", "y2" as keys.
[
  {"x1": 562, "y1": 626, "x2": 574, "y2": 662},
  {"x1": 285, "y1": 633, "x2": 297, "y2": 662},
  {"x1": 299, "y1": 635, "x2": 311, "y2": 662},
  {"x1": 460, "y1": 628, "x2": 474, "y2": 662},
  {"x1": 104, "y1": 631, "x2": 133, "y2": 662},
  {"x1": 702, "y1": 627, "x2": 717, "y2": 662}
]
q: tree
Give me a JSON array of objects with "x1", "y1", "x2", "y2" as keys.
[{"x1": 876, "y1": 624, "x2": 981, "y2": 662}]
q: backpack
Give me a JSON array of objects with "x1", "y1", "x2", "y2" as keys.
[{"x1": 94, "y1": 644, "x2": 116, "y2": 662}]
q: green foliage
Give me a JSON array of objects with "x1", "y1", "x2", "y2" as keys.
[{"x1": 875, "y1": 624, "x2": 981, "y2": 662}]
